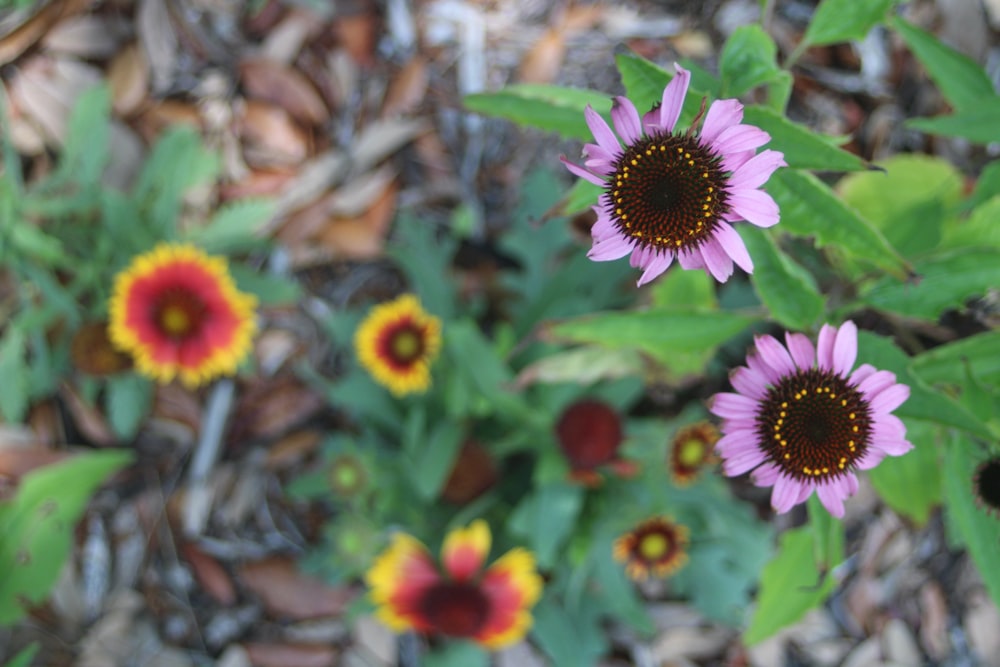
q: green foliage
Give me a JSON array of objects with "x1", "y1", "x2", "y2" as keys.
[
  {"x1": 801, "y1": 0, "x2": 898, "y2": 48},
  {"x1": 508, "y1": 484, "x2": 584, "y2": 570},
  {"x1": 907, "y1": 102, "x2": 1000, "y2": 144},
  {"x1": 739, "y1": 226, "x2": 823, "y2": 330},
  {"x1": 105, "y1": 373, "x2": 154, "y2": 440},
  {"x1": 615, "y1": 54, "x2": 706, "y2": 125},
  {"x1": 867, "y1": 420, "x2": 943, "y2": 525},
  {"x1": 532, "y1": 594, "x2": 608, "y2": 667},
  {"x1": 720, "y1": 25, "x2": 789, "y2": 100},
  {"x1": 0, "y1": 450, "x2": 132, "y2": 625},
  {"x1": 423, "y1": 642, "x2": 489, "y2": 667},
  {"x1": 2, "y1": 645, "x2": 39, "y2": 667},
  {"x1": 463, "y1": 85, "x2": 611, "y2": 140},
  {"x1": 911, "y1": 331, "x2": 1000, "y2": 389}
]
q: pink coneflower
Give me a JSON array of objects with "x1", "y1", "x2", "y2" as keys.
[
  {"x1": 561, "y1": 64, "x2": 786, "y2": 286},
  {"x1": 709, "y1": 321, "x2": 913, "y2": 518}
]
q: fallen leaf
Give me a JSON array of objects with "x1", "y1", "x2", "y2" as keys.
[
  {"x1": 380, "y1": 55, "x2": 428, "y2": 117},
  {"x1": 237, "y1": 556, "x2": 353, "y2": 619},
  {"x1": 0, "y1": 444, "x2": 70, "y2": 481},
  {"x1": 137, "y1": 0, "x2": 178, "y2": 93},
  {"x1": 43, "y1": 14, "x2": 123, "y2": 59},
  {"x1": 134, "y1": 100, "x2": 202, "y2": 143},
  {"x1": 350, "y1": 117, "x2": 427, "y2": 171},
  {"x1": 229, "y1": 375, "x2": 325, "y2": 443},
  {"x1": 59, "y1": 382, "x2": 117, "y2": 447},
  {"x1": 317, "y1": 177, "x2": 397, "y2": 259},
  {"x1": 264, "y1": 430, "x2": 322, "y2": 470},
  {"x1": 257, "y1": 8, "x2": 319, "y2": 64},
  {"x1": 0, "y1": 0, "x2": 82, "y2": 65},
  {"x1": 239, "y1": 100, "x2": 311, "y2": 167},
  {"x1": 219, "y1": 167, "x2": 296, "y2": 201},
  {"x1": 332, "y1": 10, "x2": 377, "y2": 67},
  {"x1": 240, "y1": 58, "x2": 329, "y2": 126},
  {"x1": 243, "y1": 642, "x2": 339, "y2": 667},
  {"x1": 180, "y1": 541, "x2": 237, "y2": 606},
  {"x1": 107, "y1": 43, "x2": 150, "y2": 116},
  {"x1": 9, "y1": 55, "x2": 102, "y2": 147},
  {"x1": 517, "y1": 28, "x2": 565, "y2": 84}
]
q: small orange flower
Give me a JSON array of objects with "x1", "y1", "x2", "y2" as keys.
[
  {"x1": 555, "y1": 399, "x2": 637, "y2": 486},
  {"x1": 668, "y1": 421, "x2": 719, "y2": 486},
  {"x1": 108, "y1": 243, "x2": 256, "y2": 388},
  {"x1": 613, "y1": 516, "x2": 689, "y2": 581},
  {"x1": 354, "y1": 294, "x2": 441, "y2": 396},
  {"x1": 365, "y1": 520, "x2": 542, "y2": 649}
]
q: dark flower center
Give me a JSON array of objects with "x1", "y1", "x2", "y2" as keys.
[
  {"x1": 556, "y1": 399, "x2": 623, "y2": 468},
  {"x1": 974, "y1": 458, "x2": 1000, "y2": 513},
  {"x1": 755, "y1": 368, "x2": 872, "y2": 482},
  {"x1": 154, "y1": 289, "x2": 207, "y2": 339},
  {"x1": 420, "y1": 582, "x2": 490, "y2": 638},
  {"x1": 379, "y1": 321, "x2": 426, "y2": 367},
  {"x1": 606, "y1": 132, "x2": 729, "y2": 252}
]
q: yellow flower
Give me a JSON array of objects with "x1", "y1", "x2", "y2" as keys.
[
  {"x1": 108, "y1": 243, "x2": 256, "y2": 388},
  {"x1": 354, "y1": 294, "x2": 441, "y2": 395}
]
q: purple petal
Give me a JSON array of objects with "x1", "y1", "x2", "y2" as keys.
[
  {"x1": 710, "y1": 124, "x2": 770, "y2": 158},
  {"x1": 658, "y1": 64, "x2": 691, "y2": 133},
  {"x1": 755, "y1": 334, "x2": 797, "y2": 378},
  {"x1": 713, "y1": 222, "x2": 754, "y2": 273},
  {"x1": 785, "y1": 332, "x2": 816, "y2": 371},
  {"x1": 677, "y1": 246, "x2": 705, "y2": 270},
  {"x1": 560, "y1": 156, "x2": 606, "y2": 186},
  {"x1": 730, "y1": 366, "x2": 769, "y2": 401},
  {"x1": 869, "y1": 383, "x2": 910, "y2": 414},
  {"x1": 771, "y1": 474, "x2": 806, "y2": 514},
  {"x1": 816, "y1": 324, "x2": 837, "y2": 371},
  {"x1": 752, "y1": 463, "x2": 781, "y2": 486},
  {"x1": 588, "y1": 235, "x2": 633, "y2": 261},
  {"x1": 709, "y1": 392, "x2": 760, "y2": 419},
  {"x1": 722, "y1": 149, "x2": 757, "y2": 174},
  {"x1": 611, "y1": 96, "x2": 642, "y2": 145},
  {"x1": 700, "y1": 238, "x2": 735, "y2": 282},
  {"x1": 700, "y1": 99, "x2": 743, "y2": 145},
  {"x1": 857, "y1": 370, "x2": 897, "y2": 398},
  {"x1": 856, "y1": 449, "x2": 887, "y2": 470},
  {"x1": 629, "y1": 244, "x2": 653, "y2": 268},
  {"x1": 636, "y1": 252, "x2": 674, "y2": 286},
  {"x1": 642, "y1": 107, "x2": 660, "y2": 131},
  {"x1": 747, "y1": 352, "x2": 782, "y2": 386},
  {"x1": 817, "y1": 480, "x2": 847, "y2": 518},
  {"x1": 849, "y1": 363, "x2": 878, "y2": 386},
  {"x1": 584, "y1": 105, "x2": 620, "y2": 153},
  {"x1": 872, "y1": 434, "x2": 914, "y2": 457},
  {"x1": 728, "y1": 149, "x2": 786, "y2": 190},
  {"x1": 726, "y1": 189, "x2": 780, "y2": 228},
  {"x1": 721, "y1": 418, "x2": 757, "y2": 433},
  {"x1": 591, "y1": 212, "x2": 618, "y2": 242},
  {"x1": 832, "y1": 321, "x2": 858, "y2": 376},
  {"x1": 722, "y1": 447, "x2": 767, "y2": 476}
]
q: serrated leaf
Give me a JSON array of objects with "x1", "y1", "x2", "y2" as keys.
[
  {"x1": 803, "y1": 0, "x2": 897, "y2": 47},
  {"x1": 615, "y1": 54, "x2": 705, "y2": 126},
  {"x1": 838, "y1": 154, "x2": 962, "y2": 258},
  {"x1": 739, "y1": 226, "x2": 823, "y2": 330},
  {"x1": 892, "y1": 17, "x2": 997, "y2": 112},
  {"x1": 766, "y1": 169, "x2": 908, "y2": 278},
  {"x1": 860, "y1": 248, "x2": 1000, "y2": 321},
  {"x1": 867, "y1": 420, "x2": 942, "y2": 525},
  {"x1": 743, "y1": 107, "x2": 865, "y2": 172},
  {"x1": 744, "y1": 522, "x2": 843, "y2": 645},
  {"x1": 545, "y1": 308, "x2": 758, "y2": 374},
  {"x1": 0, "y1": 450, "x2": 132, "y2": 625},
  {"x1": 856, "y1": 331, "x2": 992, "y2": 438},
  {"x1": 943, "y1": 433, "x2": 1000, "y2": 610},
  {"x1": 105, "y1": 373, "x2": 152, "y2": 440},
  {"x1": 463, "y1": 85, "x2": 611, "y2": 140},
  {"x1": 720, "y1": 25, "x2": 782, "y2": 97},
  {"x1": 185, "y1": 199, "x2": 276, "y2": 252},
  {"x1": 907, "y1": 102, "x2": 1000, "y2": 145},
  {"x1": 911, "y1": 330, "x2": 1000, "y2": 388}
]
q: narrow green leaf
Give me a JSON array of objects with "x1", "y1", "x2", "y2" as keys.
[
  {"x1": 857, "y1": 331, "x2": 992, "y2": 438},
  {"x1": 969, "y1": 160, "x2": 1000, "y2": 209},
  {"x1": 744, "y1": 523, "x2": 843, "y2": 645},
  {"x1": 867, "y1": 420, "x2": 942, "y2": 525},
  {"x1": 767, "y1": 169, "x2": 908, "y2": 278},
  {"x1": 803, "y1": 0, "x2": 897, "y2": 47},
  {"x1": 615, "y1": 54, "x2": 706, "y2": 126},
  {"x1": 860, "y1": 248, "x2": 1000, "y2": 321},
  {"x1": 806, "y1": 494, "x2": 842, "y2": 574},
  {"x1": 423, "y1": 642, "x2": 489, "y2": 667},
  {"x1": 911, "y1": 330, "x2": 1000, "y2": 388},
  {"x1": 410, "y1": 421, "x2": 463, "y2": 501},
  {"x1": 743, "y1": 107, "x2": 865, "y2": 172},
  {"x1": 185, "y1": 199, "x2": 276, "y2": 252},
  {"x1": 892, "y1": 17, "x2": 996, "y2": 112},
  {"x1": 229, "y1": 265, "x2": 301, "y2": 306},
  {"x1": 105, "y1": 373, "x2": 153, "y2": 440},
  {"x1": 508, "y1": 483, "x2": 584, "y2": 569},
  {"x1": 0, "y1": 327, "x2": 28, "y2": 423},
  {"x1": 3, "y1": 643, "x2": 39, "y2": 667},
  {"x1": 0, "y1": 450, "x2": 133, "y2": 625},
  {"x1": 463, "y1": 85, "x2": 610, "y2": 140},
  {"x1": 907, "y1": 102, "x2": 1000, "y2": 145},
  {"x1": 389, "y1": 215, "x2": 458, "y2": 320},
  {"x1": 943, "y1": 433, "x2": 1000, "y2": 610},
  {"x1": 720, "y1": 25, "x2": 782, "y2": 97},
  {"x1": 531, "y1": 595, "x2": 608, "y2": 667},
  {"x1": 59, "y1": 85, "x2": 111, "y2": 186},
  {"x1": 739, "y1": 226, "x2": 823, "y2": 330}
]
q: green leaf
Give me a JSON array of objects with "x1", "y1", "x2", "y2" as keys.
[
  {"x1": 744, "y1": 523, "x2": 843, "y2": 645},
  {"x1": 767, "y1": 169, "x2": 908, "y2": 278},
  {"x1": 508, "y1": 483, "x2": 584, "y2": 570},
  {"x1": 229, "y1": 265, "x2": 302, "y2": 306},
  {"x1": 837, "y1": 154, "x2": 962, "y2": 258},
  {"x1": 802, "y1": 0, "x2": 897, "y2": 47},
  {"x1": 860, "y1": 248, "x2": 1000, "y2": 321},
  {"x1": 615, "y1": 54, "x2": 705, "y2": 127},
  {"x1": 944, "y1": 195, "x2": 1000, "y2": 250},
  {"x1": 545, "y1": 308, "x2": 758, "y2": 376},
  {"x1": 513, "y1": 346, "x2": 648, "y2": 387},
  {"x1": 720, "y1": 25, "x2": 783, "y2": 97},
  {"x1": 423, "y1": 642, "x2": 489, "y2": 667},
  {"x1": 463, "y1": 85, "x2": 611, "y2": 140},
  {"x1": 185, "y1": 199, "x2": 276, "y2": 252},
  {"x1": 105, "y1": 373, "x2": 153, "y2": 440},
  {"x1": 867, "y1": 420, "x2": 942, "y2": 525},
  {"x1": 892, "y1": 17, "x2": 996, "y2": 112},
  {"x1": 0, "y1": 327, "x2": 29, "y2": 423},
  {"x1": 650, "y1": 266, "x2": 717, "y2": 310},
  {"x1": 942, "y1": 433, "x2": 1000, "y2": 610},
  {"x1": 3, "y1": 644, "x2": 39, "y2": 667},
  {"x1": 531, "y1": 594, "x2": 608, "y2": 667},
  {"x1": 911, "y1": 330, "x2": 1000, "y2": 388},
  {"x1": 743, "y1": 107, "x2": 865, "y2": 172},
  {"x1": 408, "y1": 420, "x2": 464, "y2": 501},
  {"x1": 739, "y1": 226, "x2": 823, "y2": 330},
  {"x1": 907, "y1": 101, "x2": 1000, "y2": 145},
  {"x1": 806, "y1": 495, "x2": 842, "y2": 573},
  {"x1": 969, "y1": 160, "x2": 1000, "y2": 209},
  {"x1": 857, "y1": 331, "x2": 992, "y2": 438},
  {"x1": 560, "y1": 178, "x2": 602, "y2": 217},
  {"x1": 59, "y1": 85, "x2": 111, "y2": 187},
  {"x1": 389, "y1": 215, "x2": 458, "y2": 320},
  {"x1": 0, "y1": 449, "x2": 132, "y2": 625}
]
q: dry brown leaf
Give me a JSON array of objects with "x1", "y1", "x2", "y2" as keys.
[
  {"x1": 350, "y1": 117, "x2": 427, "y2": 171},
  {"x1": 237, "y1": 556, "x2": 353, "y2": 620},
  {"x1": 381, "y1": 55, "x2": 428, "y2": 117},
  {"x1": 137, "y1": 0, "x2": 178, "y2": 93},
  {"x1": 240, "y1": 58, "x2": 329, "y2": 126},
  {"x1": 219, "y1": 167, "x2": 297, "y2": 201},
  {"x1": 270, "y1": 151, "x2": 349, "y2": 224},
  {"x1": 108, "y1": 42, "x2": 150, "y2": 116},
  {"x1": 243, "y1": 642, "x2": 339, "y2": 667},
  {"x1": 264, "y1": 430, "x2": 322, "y2": 470},
  {"x1": 0, "y1": 444, "x2": 69, "y2": 481},
  {"x1": 59, "y1": 382, "x2": 117, "y2": 447},
  {"x1": 229, "y1": 375, "x2": 326, "y2": 442},
  {"x1": 43, "y1": 14, "x2": 123, "y2": 59},
  {"x1": 239, "y1": 100, "x2": 311, "y2": 167},
  {"x1": 180, "y1": 541, "x2": 237, "y2": 606},
  {"x1": 562, "y1": 4, "x2": 606, "y2": 31},
  {"x1": 332, "y1": 11, "x2": 378, "y2": 68},
  {"x1": 517, "y1": 28, "x2": 566, "y2": 84},
  {"x1": 258, "y1": 8, "x2": 319, "y2": 64},
  {"x1": 150, "y1": 384, "x2": 201, "y2": 445},
  {"x1": 328, "y1": 165, "x2": 396, "y2": 217},
  {"x1": 27, "y1": 399, "x2": 64, "y2": 446},
  {"x1": 318, "y1": 178, "x2": 397, "y2": 259},
  {"x1": 0, "y1": 0, "x2": 82, "y2": 65},
  {"x1": 9, "y1": 55, "x2": 102, "y2": 147},
  {"x1": 918, "y1": 580, "x2": 950, "y2": 661}
]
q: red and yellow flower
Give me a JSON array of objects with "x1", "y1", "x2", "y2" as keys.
[
  {"x1": 365, "y1": 520, "x2": 542, "y2": 649},
  {"x1": 613, "y1": 516, "x2": 689, "y2": 581},
  {"x1": 555, "y1": 398, "x2": 638, "y2": 486},
  {"x1": 108, "y1": 243, "x2": 257, "y2": 388},
  {"x1": 668, "y1": 421, "x2": 719, "y2": 486},
  {"x1": 354, "y1": 294, "x2": 441, "y2": 396}
]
